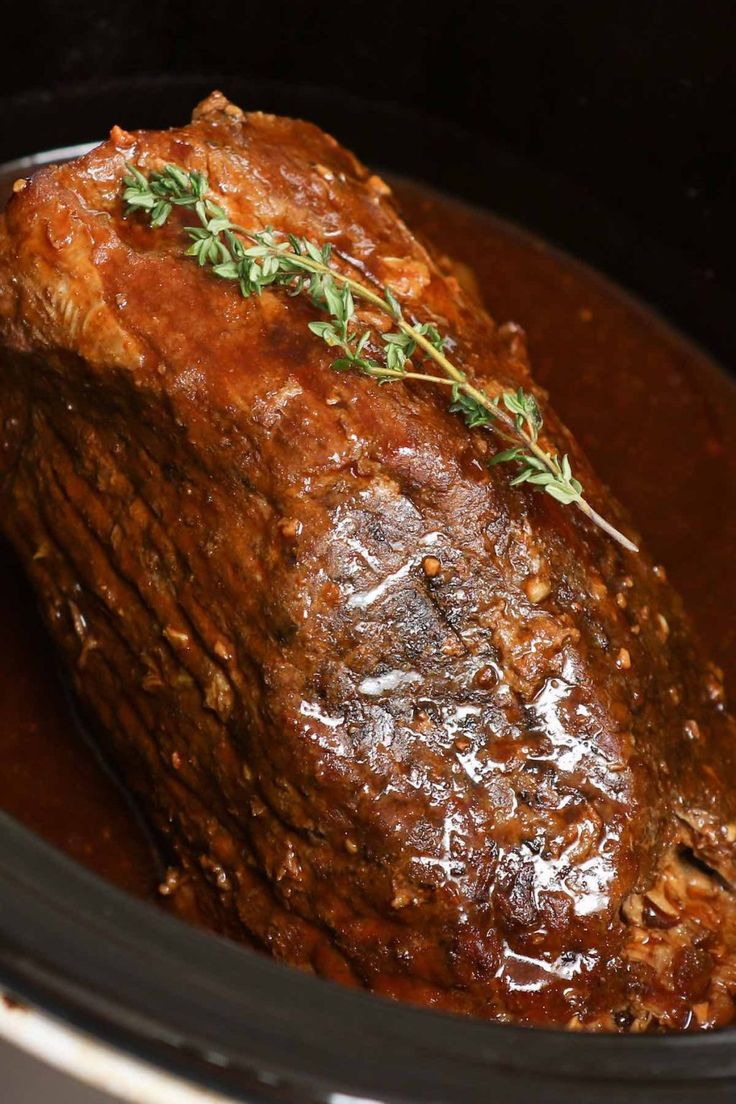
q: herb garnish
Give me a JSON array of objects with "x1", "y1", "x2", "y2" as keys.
[{"x1": 122, "y1": 163, "x2": 637, "y2": 553}]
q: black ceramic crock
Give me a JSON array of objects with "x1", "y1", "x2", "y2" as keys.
[{"x1": 0, "y1": 8, "x2": 734, "y2": 1097}]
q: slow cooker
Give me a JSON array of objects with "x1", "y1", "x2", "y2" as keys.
[{"x1": 0, "y1": 5, "x2": 734, "y2": 1098}]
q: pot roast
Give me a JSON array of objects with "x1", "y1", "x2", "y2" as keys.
[{"x1": 1, "y1": 92, "x2": 735, "y2": 1030}]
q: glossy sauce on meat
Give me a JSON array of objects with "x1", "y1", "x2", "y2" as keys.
[{"x1": 0, "y1": 156, "x2": 735, "y2": 1022}]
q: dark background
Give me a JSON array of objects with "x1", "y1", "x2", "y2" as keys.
[{"x1": 1, "y1": 0, "x2": 734, "y2": 364}]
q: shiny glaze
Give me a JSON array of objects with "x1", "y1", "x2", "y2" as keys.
[
  {"x1": 3, "y1": 175, "x2": 734, "y2": 904},
  {"x1": 1, "y1": 96, "x2": 735, "y2": 1028}
]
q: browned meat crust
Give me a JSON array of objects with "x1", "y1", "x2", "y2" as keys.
[{"x1": 1, "y1": 91, "x2": 735, "y2": 1029}]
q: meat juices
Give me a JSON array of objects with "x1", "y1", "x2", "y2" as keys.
[{"x1": 1, "y1": 92, "x2": 736, "y2": 1030}]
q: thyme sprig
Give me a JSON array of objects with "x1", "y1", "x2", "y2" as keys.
[{"x1": 121, "y1": 163, "x2": 637, "y2": 553}]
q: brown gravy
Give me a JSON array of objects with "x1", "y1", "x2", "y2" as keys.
[{"x1": 1, "y1": 173, "x2": 734, "y2": 904}]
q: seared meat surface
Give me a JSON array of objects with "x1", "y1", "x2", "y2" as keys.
[{"x1": 1, "y1": 92, "x2": 736, "y2": 1029}]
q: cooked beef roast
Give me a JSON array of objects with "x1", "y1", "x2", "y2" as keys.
[{"x1": 1, "y1": 92, "x2": 736, "y2": 1030}]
